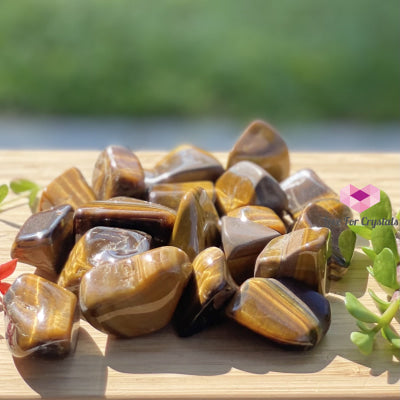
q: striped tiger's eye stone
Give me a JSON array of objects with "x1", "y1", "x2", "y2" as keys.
[
  {"x1": 227, "y1": 205, "x2": 286, "y2": 235},
  {"x1": 215, "y1": 161, "x2": 288, "y2": 215},
  {"x1": 293, "y1": 198, "x2": 356, "y2": 280},
  {"x1": 145, "y1": 145, "x2": 224, "y2": 186},
  {"x1": 148, "y1": 181, "x2": 215, "y2": 211},
  {"x1": 74, "y1": 197, "x2": 176, "y2": 246},
  {"x1": 170, "y1": 187, "x2": 220, "y2": 261},
  {"x1": 173, "y1": 247, "x2": 238, "y2": 337},
  {"x1": 254, "y1": 227, "x2": 330, "y2": 295},
  {"x1": 39, "y1": 167, "x2": 96, "y2": 211},
  {"x1": 226, "y1": 278, "x2": 324, "y2": 348},
  {"x1": 79, "y1": 246, "x2": 192, "y2": 337},
  {"x1": 58, "y1": 226, "x2": 151, "y2": 295},
  {"x1": 92, "y1": 145, "x2": 145, "y2": 200},
  {"x1": 11, "y1": 204, "x2": 74, "y2": 275},
  {"x1": 3, "y1": 274, "x2": 79, "y2": 358},
  {"x1": 280, "y1": 169, "x2": 338, "y2": 219},
  {"x1": 227, "y1": 120, "x2": 290, "y2": 182}
]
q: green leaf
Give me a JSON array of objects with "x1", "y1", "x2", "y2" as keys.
[
  {"x1": 348, "y1": 224, "x2": 372, "y2": 240},
  {"x1": 368, "y1": 289, "x2": 391, "y2": 313},
  {"x1": 379, "y1": 298, "x2": 400, "y2": 326},
  {"x1": 10, "y1": 179, "x2": 39, "y2": 194},
  {"x1": 381, "y1": 325, "x2": 400, "y2": 349},
  {"x1": 360, "y1": 190, "x2": 392, "y2": 222},
  {"x1": 356, "y1": 320, "x2": 374, "y2": 333},
  {"x1": 362, "y1": 246, "x2": 376, "y2": 261},
  {"x1": 0, "y1": 184, "x2": 9, "y2": 203},
  {"x1": 345, "y1": 292, "x2": 380, "y2": 323},
  {"x1": 28, "y1": 187, "x2": 40, "y2": 213},
  {"x1": 366, "y1": 266, "x2": 374, "y2": 277},
  {"x1": 338, "y1": 229, "x2": 356, "y2": 264},
  {"x1": 373, "y1": 248, "x2": 399, "y2": 291},
  {"x1": 351, "y1": 331, "x2": 375, "y2": 355},
  {"x1": 396, "y1": 209, "x2": 400, "y2": 224},
  {"x1": 371, "y1": 225, "x2": 399, "y2": 264}
]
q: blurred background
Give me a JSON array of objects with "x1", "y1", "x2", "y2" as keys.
[{"x1": 0, "y1": 0, "x2": 399, "y2": 151}]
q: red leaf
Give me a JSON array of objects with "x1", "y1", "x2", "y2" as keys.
[
  {"x1": 0, "y1": 259, "x2": 18, "y2": 280},
  {"x1": 0, "y1": 282, "x2": 11, "y2": 295}
]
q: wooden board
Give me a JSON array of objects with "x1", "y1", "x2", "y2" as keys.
[{"x1": 0, "y1": 150, "x2": 399, "y2": 400}]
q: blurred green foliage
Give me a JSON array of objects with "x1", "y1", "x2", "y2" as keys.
[{"x1": 0, "y1": 0, "x2": 398, "y2": 121}]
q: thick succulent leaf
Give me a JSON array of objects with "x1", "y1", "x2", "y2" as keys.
[
  {"x1": 345, "y1": 292, "x2": 380, "y2": 323},
  {"x1": 360, "y1": 190, "x2": 392, "y2": 222},
  {"x1": 373, "y1": 248, "x2": 399, "y2": 291},
  {"x1": 348, "y1": 224, "x2": 372, "y2": 240},
  {"x1": 338, "y1": 229, "x2": 356, "y2": 264},
  {"x1": 371, "y1": 225, "x2": 399, "y2": 264},
  {"x1": 350, "y1": 331, "x2": 375, "y2": 355},
  {"x1": 368, "y1": 289, "x2": 390, "y2": 313},
  {"x1": 10, "y1": 179, "x2": 39, "y2": 194},
  {"x1": 0, "y1": 184, "x2": 8, "y2": 203}
]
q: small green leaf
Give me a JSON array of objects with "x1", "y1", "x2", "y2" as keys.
[
  {"x1": 338, "y1": 229, "x2": 356, "y2": 264},
  {"x1": 0, "y1": 184, "x2": 9, "y2": 203},
  {"x1": 368, "y1": 289, "x2": 391, "y2": 313},
  {"x1": 28, "y1": 187, "x2": 40, "y2": 213},
  {"x1": 356, "y1": 320, "x2": 374, "y2": 333},
  {"x1": 366, "y1": 266, "x2": 374, "y2": 277},
  {"x1": 371, "y1": 225, "x2": 399, "y2": 264},
  {"x1": 345, "y1": 292, "x2": 380, "y2": 323},
  {"x1": 379, "y1": 298, "x2": 400, "y2": 326},
  {"x1": 373, "y1": 248, "x2": 399, "y2": 291},
  {"x1": 10, "y1": 179, "x2": 39, "y2": 194},
  {"x1": 361, "y1": 190, "x2": 392, "y2": 222},
  {"x1": 362, "y1": 247, "x2": 376, "y2": 261},
  {"x1": 348, "y1": 224, "x2": 372, "y2": 240},
  {"x1": 351, "y1": 331, "x2": 375, "y2": 355},
  {"x1": 381, "y1": 325, "x2": 400, "y2": 349}
]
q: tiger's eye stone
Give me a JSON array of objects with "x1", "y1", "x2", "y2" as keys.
[
  {"x1": 280, "y1": 169, "x2": 338, "y2": 219},
  {"x1": 173, "y1": 247, "x2": 238, "y2": 337},
  {"x1": 221, "y1": 216, "x2": 281, "y2": 285},
  {"x1": 74, "y1": 197, "x2": 176, "y2": 246},
  {"x1": 58, "y1": 226, "x2": 151, "y2": 295},
  {"x1": 293, "y1": 198, "x2": 356, "y2": 280},
  {"x1": 79, "y1": 246, "x2": 192, "y2": 337},
  {"x1": 145, "y1": 145, "x2": 224, "y2": 185},
  {"x1": 11, "y1": 204, "x2": 74, "y2": 275},
  {"x1": 226, "y1": 277, "x2": 324, "y2": 349},
  {"x1": 227, "y1": 205, "x2": 287, "y2": 235},
  {"x1": 169, "y1": 187, "x2": 220, "y2": 261},
  {"x1": 148, "y1": 181, "x2": 215, "y2": 211},
  {"x1": 3, "y1": 273, "x2": 79, "y2": 358},
  {"x1": 227, "y1": 120, "x2": 290, "y2": 182},
  {"x1": 92, "y1": 145, "x2": 145, "y2": 200},
  {"x1": 215, "y1": 161, "x2": 288, "y2": 215},
  {"x1": 39, "y1": 167, "x2": 96, "y2": 211},
  {"x1": 254, "y1": 227, "x2": 330, "y2": 295}
]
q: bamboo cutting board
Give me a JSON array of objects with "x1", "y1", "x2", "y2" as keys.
[{"x1": 0, "y1": 150, "x2": 399, "y2": 400}]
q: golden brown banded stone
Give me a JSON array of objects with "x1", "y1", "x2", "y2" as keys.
[
  {"x1": 11, "y1": 204, "x2": 74, "y2": 275},
  {"x1": 254, "y1": 227, "x2": 330, "y2": 295},
  {"x1": 73, "y1": 197, "x2": 176, "y2": 246},
  {"x1": 226, "y1": 277, "x2": 324, "y2": 349},
  {"x1": 221, "y1": 216, "x2": 281, "y2": 285},
  {"x1": 58, "y1": 226, "x2": 151, "y2": 295},
  {"x1": 227, "y1": 205, "x2": 286, "y2": 235},
  {"x1": 173, "y1": 247, "x2": 238, "y2": 337},
  {"x1": 280, "y1": 169, "x2": 338, "y2": 219},
  {"x1": 39, "y1": 167, "x2": 96, "y2": 211},
  {"x1": 92, "y1": 145, "x2": 145, "y2": 200},
  {"x1": 3, "y1": 273, "x2": 79, "y2": 358},
  {"x1": 145, "y1": 145, "x2": 224, "y2": 185},
  {"x1": 148, "y1": 181, "x2": 215, "y2": 211},
  {"x1": 227, "y1": 120, "x2": 290, "y2": 182},
  {"x1": 169, "y1": 187, "x2": 220, "y2": 261},
  {"x1": 215, "y1": 161, "x2": 288, "y2": 215},
  {"x1": 79, "y1": 246, "x2": 192, "y2": 337}
]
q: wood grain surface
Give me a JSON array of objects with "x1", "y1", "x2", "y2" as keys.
[{"x1": 0, "y1": 150, "x2": 399, "y2": 400}]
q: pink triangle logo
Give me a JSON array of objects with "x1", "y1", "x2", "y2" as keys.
[{"x1": 340, "y1": 184, "x2": 380, "y2": 213}]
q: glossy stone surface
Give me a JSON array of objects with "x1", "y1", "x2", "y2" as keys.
[
  {"x1": 173, "y1": 247, "x2": 238, "y2": 337},
  {"x1": 39, "y1": 167, "x2": 96, "y2": 211},
  {"x1": 254, "y1": 227, "x2": 330, "y2": 295},
  {"x1": 148, "y1": 181, "x2": 215, "y2": 211},
  {"x1": 74, "y1": 197, "x2": 176, "y2": 246},
  {"x1": 79, "y1": 246, "x2": 192, "y2": 337},
  {"x1": 58, "y1": 226, "x2": 151, "y2": 295},
  {"x1": 145, "y1": 145, "x2": 224, "y2": 186},
  {"x1": 169, "y1": 187, "x2": 220, "y2": 261},
  {"x1": 215, "y1": 161, "x2": 288, "y2": 215},
  {"x1": 221, "y1": 216, "x2": 281, "y2": 285},
  {"x1": 3, "y1": 273, "x2": 79, "y2": 358},
  {"x1": 227, "y1": 205, "x2": 286, "y2": 235},
  {"x1": 226, "y1": 277, "x2": 324, "y2": 349},
  {"x1": 11, "y1": 204, "x2": 74, "y2": 275},
  {"x1": 227, "y1": 120, "x2": 290, "y2": 182},
  {"x1": 92, "y1": 145, "x2": 145, "y2": 200},
  {"x1": 280, "y1": 169, "x2": 338, "y2": 219},
  {"x1": 293, "y1": 198, "x2": 356, "y2": 280}
]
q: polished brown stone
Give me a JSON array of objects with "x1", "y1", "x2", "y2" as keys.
[
  {"x1": 169, "y1": 187, "x2": 220, "y2": 261},
  {"x1": 145, "y1": 145, "x2": 224, "y2": 185},
  {"x1": 148, "y1": 181, "x2": 215, "y2": 211},
  {"x1": 227, "y1": 120, "x2": 290, "y2": 182},
  {"x1": 173, "y1": 247, "x2": 238, "y2": 337},
  {"x1": 254, "y1": 227, "x2": 330, "y2": 295},
  {"x1": 92, "y1": 145, "x2": 145, "y2": 200},
  {"x1": 73, "y1": 197, "x2": 176, "y2": 246},
  {"x1": 226, "y1": 277, "x2": 324, "y2": 349},
  {"x1": 79, "y1": 246, "x2": 192, "y2": 337},
  {"x1": 58, "y1": 226, "x2": 151, "y2": 295},
  {"x1": 215, "y1": 161, "x2": 288, "y2": 215},
  {"x1": 11, "y1": 204, "x2": 74, "y2": 275},
  {"x1": 221, "y1": 216, "x2": 281, "y2": 285},
  {"x1": 3, "y1": 273, "x2": 79, "y2": 358},
  {"x1": 39, "y1": 167, "x2": 96, "y2": 211}
]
